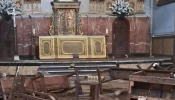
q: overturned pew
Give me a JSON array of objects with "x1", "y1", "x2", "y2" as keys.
[{"x1": 128, "y1": 70, "x2": 175, "y2": 100}]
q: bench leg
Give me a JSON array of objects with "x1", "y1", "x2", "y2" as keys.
[{"x1": 90, "y1": 84, "x2": 99, "y2": 100}]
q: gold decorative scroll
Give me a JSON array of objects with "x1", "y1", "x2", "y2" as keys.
[{"x1": 57, "y1": 9, "x2": 76, "y2": 35}]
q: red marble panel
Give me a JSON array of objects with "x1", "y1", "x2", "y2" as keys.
[
  {"x1": 133, "y1": 17, "x2": 150, "y2": 53},
  {"x1": 128, "y1": 17, "x2": 136, "y2": 53},
  {"x1": 81, "y1": 17, "x2": 88, "y2": 35},
  {"x1": 83, "y1": 17, "x2": 150, "y2": 54},
  {"x1": 18, "y1": 44, "x2": 24, "y2": 55},
  {"x1": 15, "y1": 17, "x2": 150, "y2": 57},
  {"x1": 16, "y1": 17, "x2": 51, "y2": 56},
  {"x1": 32, "y1": 18, "x2": 51, "y2": 36}
]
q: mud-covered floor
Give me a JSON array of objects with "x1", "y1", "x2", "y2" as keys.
[{"x1": 57, "y1": 80, "x2": 129, "y2": 100}]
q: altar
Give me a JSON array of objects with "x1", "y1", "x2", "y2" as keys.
[
  {"x1": 37, "y1": 0, "x2": 106, "y2": 59},
  {"x1": 39, "y1": 36, "x2": 106, "y2": 59}
]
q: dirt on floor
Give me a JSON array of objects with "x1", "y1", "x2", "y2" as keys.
[{"x1": 57, "y1": 80, "x2": 129, "y2": 100}]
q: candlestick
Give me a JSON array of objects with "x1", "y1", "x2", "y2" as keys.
[
  {"x1": 106, "y1": 28, "x2": 108, "y2": 35},
  {"x1": 32, "y1": 28, "x2": 36, "y2": 36}
]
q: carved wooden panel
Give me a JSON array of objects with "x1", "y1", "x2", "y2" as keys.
[
  {"x1": 90, "y1": 36, "x2": 106, "y2": 58},
  {"x1": 152, "y1": 36, "x2": 174, "y2": 56},
  {"x1": 57, "y1": 36, "x2": 88, "y2": 58},
  {"x1": 112, "y1": 18, "x2": 130, "y2": 58},
  {"x1": 33, "y1": 75, "x2": 70, "y2": 91},
  {"x1": 163, "y1": 38, "x2": 174, "y2": 55},
  {"x1": 39, "y1": 36, "x2": 106, "y2": 59},
  {"x1": 152, "y1": 39, "x2": 163, "y2": 55},
  {"x1": 39, "y1": 37, "x2": 55, "y2": 59}
]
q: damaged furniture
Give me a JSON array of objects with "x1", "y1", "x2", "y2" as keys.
[
  {"x1": 75, "y1": 69, "x2": 99, "y2": 100},
  {"x1": 31, "y1": 72, "x2": 76, "y2": 96},
  {"x1": 97, "y1": 63, "x2": 154, "y2": 94},
  {"x1": 128, "y1": 70, "x2": 175, "y2": 100},
  {"x1": 97, "y1": 63, "x2": 173, "y2": 94},
  {"x1": 0, "y1": 76, "x2": 59, "y2": 100}
]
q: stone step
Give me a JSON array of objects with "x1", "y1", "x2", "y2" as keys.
[
  {"x1": 38, "y1": 63, "x2": 117, "y2": 75},
  {"x1": 39, "y1": 64, "x2": 117, "y2": 69}
]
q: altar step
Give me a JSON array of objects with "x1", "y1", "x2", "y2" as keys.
[
  {"x1": 38, "y1": 63, "x2": 118, "y2": 75},
  {"x1": 160, "y1": 61, "x2": 174, "y2": 67}
]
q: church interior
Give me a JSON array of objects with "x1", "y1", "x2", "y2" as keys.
[{"x1": 0, "y1": 0, "x2": 174, "y2": 100}]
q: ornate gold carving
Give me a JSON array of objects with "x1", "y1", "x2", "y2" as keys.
[
  {"x1": 57, "y1": 36, "x2": 88, "y2": 58},
  {"x1": 57, "y1": 9, "x2": 76, "y2": 35},
  {"x1": 90, "y1": 36, "x2": 106, "y2": 58},
  {"x1": 39, "y1": 37, "x2": 55, "y2": 59},
  {"x1": 49, "y1": 14, "x2": 54, "y2": 35},
  {"x1": 78, "y1": 14, "x2": 84, "y2": 35}
]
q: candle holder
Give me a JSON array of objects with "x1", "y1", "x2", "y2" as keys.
[
  {"x1": 32, "y1": 28, "x2": 36, "y2": 60},
  {"x1": 105, "y1": 28, "x2": 109, "y2": 59}
]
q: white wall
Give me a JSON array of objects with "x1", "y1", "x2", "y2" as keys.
[{"x1": 39, "y1": 0, "x2": 151, "y2": 17}]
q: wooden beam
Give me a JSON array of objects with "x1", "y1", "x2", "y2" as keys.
[{"x1": 129, "y1": 75, "x2": 175, "y2": 85}]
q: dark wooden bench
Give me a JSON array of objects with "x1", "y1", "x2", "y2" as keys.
[{"x1": 128, "y1": 70, "x2": 175, "y2": 100}]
